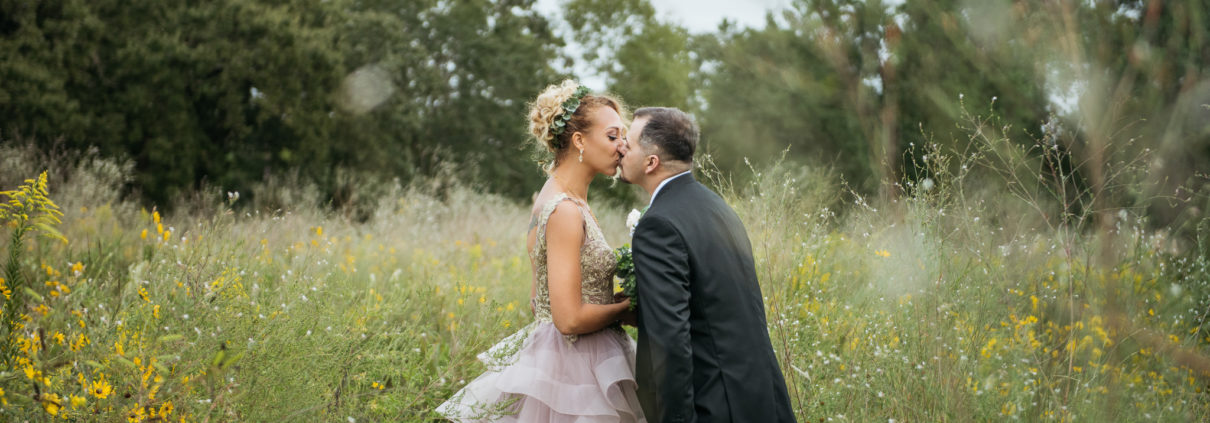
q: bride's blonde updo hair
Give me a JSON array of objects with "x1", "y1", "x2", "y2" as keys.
[{"x1": 528, "y1": 80, "x2": 625, "y2": 169}]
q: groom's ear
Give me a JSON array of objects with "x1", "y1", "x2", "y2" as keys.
[{"x1": 644, "y1": 154, "x2": 660, "y2": 175}]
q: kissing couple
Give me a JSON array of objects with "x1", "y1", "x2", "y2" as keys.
[{"x1": 438, "y1": 80, "x2": 795, "y2": 422}]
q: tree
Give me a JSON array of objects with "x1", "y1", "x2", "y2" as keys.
[
  {"x1": 697, "y1": 0, "x2": 1050, "y2": 197},
  {"x1": 1, "y1": 0, "x2": 568, "y2": 208},
  {"x1": 697, "y1": 14, "x2": 870, "y2": 187},
  {"x1": 564, "y1": 0, "x2": 695, "y2": 110},
  {"x1": 1052, "y1": 0, "x2": 1210, "y2": 232},
  {"x1": 1, "y1": 0, "x2": 348, "y2": 206}
]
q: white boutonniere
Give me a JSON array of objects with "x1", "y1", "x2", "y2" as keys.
[{"x1": 626, "y1": 208, "x2": 642, "y2": 237}]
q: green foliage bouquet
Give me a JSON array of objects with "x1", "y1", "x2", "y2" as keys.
[
  {"x1": 615, "y1": 208, "x2": 642, "y2": 310},
  {"x1": 614, "y1": 245, "x2": 636, "y2": 310}
]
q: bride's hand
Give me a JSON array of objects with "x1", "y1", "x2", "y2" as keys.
[
  {"x1": 616, "y1": 304, "x2": 637, "y2": 327},
  {"x1": 612, "y1": 295, "x2": 636, "y2": 326},
  {"x1": 612, "y1": 292, "x2": 629, "y2": 303}
]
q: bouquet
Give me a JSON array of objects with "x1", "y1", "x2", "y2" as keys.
[
  {"x1": 615, "y1": 209, "x2": 642, "y2": 310},
  {"x1": 614, "y1": 244, "x2": 636, "y2": 310}
]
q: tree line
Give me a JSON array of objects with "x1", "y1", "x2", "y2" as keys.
[{"x1": 2, "y1": 0, "x2": 1207, "y2": 231}]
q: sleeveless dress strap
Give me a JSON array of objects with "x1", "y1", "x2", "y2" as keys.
[{"x1": 534, "y1": 193, "x2": 590, "y2": 250}]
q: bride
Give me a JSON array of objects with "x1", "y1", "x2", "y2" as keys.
[{"x1": 437, "y1": 80, "x2": 644, "y2": 422}]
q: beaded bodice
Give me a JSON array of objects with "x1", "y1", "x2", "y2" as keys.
[{"x1": 529, "y1": 194, "x2": 617, "y2": 343}]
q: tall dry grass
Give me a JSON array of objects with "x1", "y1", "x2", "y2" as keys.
[{"x1": 0, "y1": 105, "x2": 1207, "y2": 422}]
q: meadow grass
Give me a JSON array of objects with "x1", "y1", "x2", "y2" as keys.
[{"x1": 0, "y1": 128, "x2": 1207, "y2": 422}]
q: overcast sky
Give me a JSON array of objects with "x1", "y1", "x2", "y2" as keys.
[
  {"x1": 533, "y1": 0, "x2": 796, "y2": 89},
  {"x1": 534, "y1": 0, "x2": 794, "y2": 34}
]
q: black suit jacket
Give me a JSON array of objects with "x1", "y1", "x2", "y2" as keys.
[{"x1": 632, "y1": 173, "x2": 795, "y2": 423}]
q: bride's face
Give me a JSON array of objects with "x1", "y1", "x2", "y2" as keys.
[{"x1": 575, "y1": 106, "x2": 625, "y2": 177}]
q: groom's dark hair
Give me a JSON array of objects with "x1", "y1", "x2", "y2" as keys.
[{"x1": 634, "y1": 107, "x2": 697, "y2": 164}]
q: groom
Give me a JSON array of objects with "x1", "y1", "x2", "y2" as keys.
[{"x1": 618, "y1": 107, "x2": 795, "y2": 422}]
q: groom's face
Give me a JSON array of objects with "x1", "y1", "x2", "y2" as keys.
[{"x1": 618, "y1": 117, "x2": 650, "y2": 185}]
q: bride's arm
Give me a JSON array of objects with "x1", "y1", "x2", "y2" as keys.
[{"x1": 545, "y1": 202, "x2": 630, "y2": 335}]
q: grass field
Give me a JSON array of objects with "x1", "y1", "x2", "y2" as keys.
[{"x1": 1, "y1": 133, "x2": 1208, "y2": 421}]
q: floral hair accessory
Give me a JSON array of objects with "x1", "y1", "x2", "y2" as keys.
[{"x1": 551, "y1": 85, "x2": 591, "y2": 144}]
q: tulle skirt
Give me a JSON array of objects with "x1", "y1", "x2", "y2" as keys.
[{"x1": 436, "y1": 321, "x2": 646, "y2": 422}]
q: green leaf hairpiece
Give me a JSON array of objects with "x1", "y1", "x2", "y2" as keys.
[{"x1": 551, "y1": 85, "x2": 591, "y2": 145}]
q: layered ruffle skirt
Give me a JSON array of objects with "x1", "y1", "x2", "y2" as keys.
[{"x1": 437, "y1": 321, "x2": 645, "y2": 422}]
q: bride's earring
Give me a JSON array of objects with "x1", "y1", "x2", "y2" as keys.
[{"x1": 578, "y1": 149, "x2": 584, "y2": 163}]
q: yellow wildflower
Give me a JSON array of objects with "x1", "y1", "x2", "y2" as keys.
[
  {"x1": 141, "y1": 361, "x2": 154, "y2": 386},
  {"x1": 981, "y1": 338, "x2": 998, "y2": 358},
  {"x1": 19, "y1": 333, "x2": 41, "y2": 355},
  {"x1": 23, "y1": 365, "x2": 40, "y2": 380},
  {"x1": 71, "y1": 261, "x2": 84, "y2": 275},
  {"x1": 90, "y1": 377, "x2": 113, "y2": 399},
  {"x1": 70, "y1": 394, "x2": 86, "y2": 409},
  {"x1": 158, "y1": 401, "x2": 174, "y2": 418},
  {"x1": 140, "y1": 229, "x2": 148, "y2": 240},
  {"x1": 127, "y1": 404, "x2": 146, "y2": 422},
  {"x1": 41, "y1": 393, "x2": 62, "y2": 416}
]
